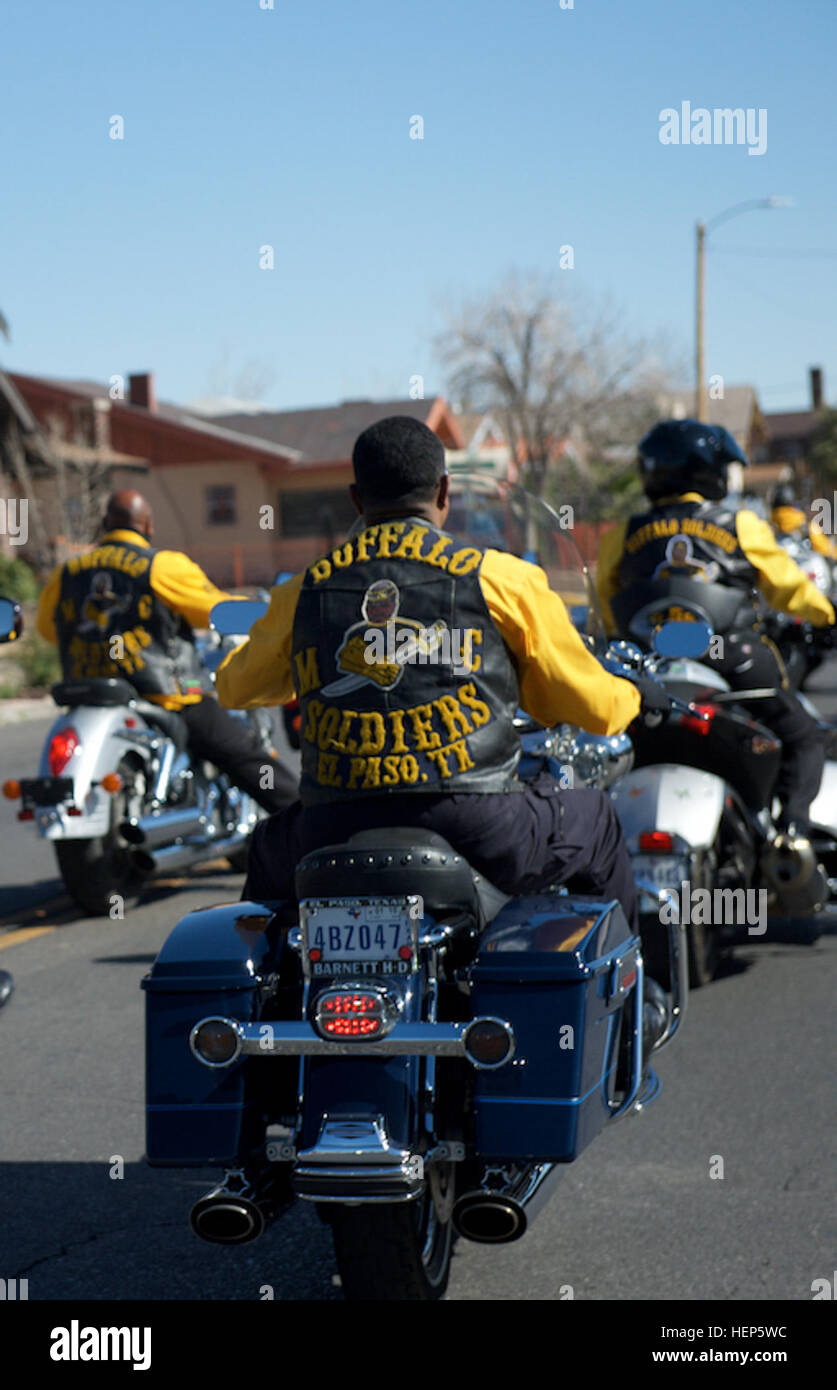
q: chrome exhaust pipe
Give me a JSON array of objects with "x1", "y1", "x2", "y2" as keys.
[
  {"x1": 189, "y1": 1169, "x2": 293, "y2": 1245},
  {"x1": 129, "y1": 830, "x2": 249, "y2": 877},
  {"x1": 452, "y1": 1162, "x2": 562, "y2": 1244},
  {"x1": 120, "y1": 805, "x2": 207, "y2": 849}
]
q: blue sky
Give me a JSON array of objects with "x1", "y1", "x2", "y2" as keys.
[{"x1": 2, "y1": 0, "x2": 836, "y2": 415}]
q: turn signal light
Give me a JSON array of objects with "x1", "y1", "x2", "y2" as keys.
[
  {"x1": 463, "y1": 1017, "x2": 515, "y2": 1069},
  {"x1": 189, "y1": 1017, "x2": 242, "y2": 1067},
  {"x1": 639, "y1": 831, "x2": 673, "y2": 853},
  {"x1": 48, "y1": 728, "x2": 79, "y2": 776},
  {"x1": 2, "y1": 780, "x2": 21, "y2": 800},
  {"x1": 101, "y1": 772, "x2": 123, "y2": 794}
]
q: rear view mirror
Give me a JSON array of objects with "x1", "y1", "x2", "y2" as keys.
[
  {"x1": 0, "y1": 596, "x2": 23, "y2": 643},
  {"x1": 210, "y1": 599, "x2": 269, "y2": 636},
  {"x1": 653, "y1": 620, "x2": 713, "y2": 659}
]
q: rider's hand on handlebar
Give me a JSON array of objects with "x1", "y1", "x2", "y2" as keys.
[{"x1": 633, "y1": 675, "x2": 674, "y2": 727}]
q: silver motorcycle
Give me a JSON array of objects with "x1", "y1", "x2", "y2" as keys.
[{"x1": 2, "y1": 603, "x2": 271, "y2": 916}]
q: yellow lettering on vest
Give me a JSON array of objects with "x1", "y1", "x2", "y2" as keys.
[
  {"x1": 392, "y1": 525, "x2": 428, "y2": 560},
  {"x1": 375, "y1": 521, "x2": 406, "y2": 557},
  {"x1": 354, "y1": 528, "x2": 378, "y2": 562},
  {"x1": 310, "y1": 558, "x2": 332, "y2": 584},
  {"x1": 426, "y1": 746, "x2": 453, "y2": 777},
  {"x1": 423, "y1": 535, "x2": 452, "y2": 569},
  {"x1": 447, "y1": 547, "x2": 481, "y2": 576},
  {"x1": 382, "y1": 755, "x2": 401, "y2": 785},
  {"x1": 347, "y1": 758, "x2": 366, "y2": 790},
  {"x1": 457, "y1": 681, "x2": 490, "y2": 727},
  {"x1": 303, "y1": 698, "x2": 325, "y2": 743},
  {"x1": 357, "y1": 712, "x2": 386, "y2": 755},
  {"x1": 400, "y1": 754, "x2": 419, "y2": 784},
  {"x1": 432, "y1": 694, "x2": 474, "y2": 740},
  {"x1": 387, "y1": 709, "x2": 409, "y2": 754},
  {"x1": 362, "y1": 757, "x2": 382, "y2": 789},
  {"x1": 317, "y1": 707, "x2": 341, "y2": 750},
  {"x1": 448, "y1": 739, "x2": 475, "y2": 771},
  {"x1": 317, "y1": 751, "x2": 342, "y2": 787},
  {"x1": 461, "y1": 628, "x2": 482, "y2": 672},
  {"x1": 331, "y1": 542, "x2": 354, "y2": 569},
  {"x1": 333, "y1": 710, "x2": 358, "y2": 753},
  {"x1": 60, "y1": 597, "x2": 76, "y2": 623},
  {"x1": 294, "y1": 646, "x2": 321, "y2": 696},
  {"x1": 407, "y1": 703, "x2": 442, "y2": 750},
  {"x1": 137, "y1": 593, "x2": 152, "y2": 620}
]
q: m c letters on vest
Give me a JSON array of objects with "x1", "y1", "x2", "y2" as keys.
[{"x1": 290, "y1": 519, "x2": 523, "y2": 804}]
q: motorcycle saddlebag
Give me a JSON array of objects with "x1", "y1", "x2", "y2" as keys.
[
  {"x1": 468, "y1": 895, "x2": 640, "y2": 1163},
  {"x1": 141, "y1": 902, "x2": 286, "y2": 1165}
]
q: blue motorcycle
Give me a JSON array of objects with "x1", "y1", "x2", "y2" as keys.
[{"x1": 142, "y1": 482, "x2": 687, "y2": 1299}]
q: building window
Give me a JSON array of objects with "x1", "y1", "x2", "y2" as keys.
[
  {"x1": 206, "y1": 485, "x2": 237, "y2": 525},
  {"x1": 279, "y1": 489, "x2": 355, "y2": 541}
]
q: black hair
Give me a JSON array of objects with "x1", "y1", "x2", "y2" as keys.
[{"x1": 352, "y1": 416, "x2": 446, "y2": 507}]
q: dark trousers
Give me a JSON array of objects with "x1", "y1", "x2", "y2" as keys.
[
  {"x1": 242, "y1": 771, "x2": 639, "y2": 930},
  {"x1": 710, "y1": 633, "x2": 825, "y2": 826},
  {"x1": 179, "y1": 698, "x2": 298, "y2": 814}
]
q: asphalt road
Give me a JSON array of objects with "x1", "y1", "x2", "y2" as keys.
[{"x1": 1, "y1": 687, "x2": 835, "y2": 1303}]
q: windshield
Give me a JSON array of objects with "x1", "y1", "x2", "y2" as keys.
[{"x1": 445, "y1": 473, "x2": 607, "y2": 651}]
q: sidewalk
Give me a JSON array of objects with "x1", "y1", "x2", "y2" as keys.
[{"x1": 0, "y1": 697, "x2": 53, "y2": 727}]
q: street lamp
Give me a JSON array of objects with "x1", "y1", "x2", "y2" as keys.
[{"x1": 695, "y1": 196, "x2": 794, "y2": 422}]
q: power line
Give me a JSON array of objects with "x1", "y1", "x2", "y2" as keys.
[{"x1": 710, "y1": 246, "x2": 837, "y2": 260}]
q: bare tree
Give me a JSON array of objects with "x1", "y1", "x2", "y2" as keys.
[{"x1": 435, "y1": 272, "x2": 678, "y2": 508}]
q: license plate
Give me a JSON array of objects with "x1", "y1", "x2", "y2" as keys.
[
  {"x1": 20, "y1": 777, "x2": 75, "y2": 808},
  {"x1": 300, "y1": 896, "x2": 420, "y2": 978},
  {"x1": 632, "y1": 855, "x2": 689, "y2": 890}
]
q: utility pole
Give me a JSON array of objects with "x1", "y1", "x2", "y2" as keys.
[{"x1": 695, "y1": 220, "x2": 706, "y2": 422}]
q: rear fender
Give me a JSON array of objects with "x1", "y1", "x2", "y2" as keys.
[
  {"x1": 36, "y1": 704, "x2": 154, "y2": 840},
  {"x1": 612, "y1": 764, "x2": 726, "y2": 853},
  {"x1": 297, "y1": 970, "x2": 426, "y2": 1164}
]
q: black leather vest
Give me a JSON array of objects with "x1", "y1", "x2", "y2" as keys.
[
  {"x1": 619, "y1": 499, "x2": 757, "y2": 594},
  {"x1": 291, "y1": 518, "x2": 522, "y2": 805},
  {"x1": 56, "y1": 538, "x2": 203, "y2": 697}
]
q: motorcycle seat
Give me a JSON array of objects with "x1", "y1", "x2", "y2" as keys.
[
  {"x1": 296, "y1": 828, "x2": 511, "y2": 928},
  {"x1": 52, "y1": 678, "x2": 137, "y2": 707}
]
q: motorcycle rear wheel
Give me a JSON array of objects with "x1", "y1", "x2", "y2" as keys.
[
  {"x1": 328, "y1": 1168, "x2": 455, "y2": 1301},
  {"x1": 55, "y1": 760, "x2": 143, "y2": 917}
]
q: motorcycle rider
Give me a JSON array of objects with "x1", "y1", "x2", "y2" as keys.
[
  {"x1": 215, "y1": 416, "x2": 672, "y2": 941},
  {"x1": 770, "y1": 482, "x2": 837, "y2": 562},
  {"x1": 596, "y1": 419, "x2": 836, "y2": 836},
  {"x1": 36, "y1": 490, "x2": 298, "y2": 814}
]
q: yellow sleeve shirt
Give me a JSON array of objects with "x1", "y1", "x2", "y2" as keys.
[
  {"x1": 736, "y1": 511, "x2": 835, "y2": 626},
  {"x1": 215, "y1": 554, "x2": 640, "y2": 736}
]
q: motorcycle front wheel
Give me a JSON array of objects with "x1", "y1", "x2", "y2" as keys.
[{"x1": 327, "y1": 1165, "x2": 455, "y2": 1301}]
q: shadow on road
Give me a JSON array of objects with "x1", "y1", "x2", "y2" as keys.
[{"x1": 4, "y1": 1162, "x2": 341, "y2": 1301}]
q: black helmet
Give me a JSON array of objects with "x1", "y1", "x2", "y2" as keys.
[
  {"x1": 769, "y1": 482, "x2": 798, "y2": 510},
  {"x1": 638, "y1": 419, "x2": 748, "y2": 502}
]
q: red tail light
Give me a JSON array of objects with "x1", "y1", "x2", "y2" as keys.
[
  {"x1": 677, "y1": 703, "x2": 715, "y2": 737},
  {"x1": 48, "y1": 727, "x2": 79, "y2": 776},
  {"x1": 639, "y1": 831, "x2": 673, "y2": 853},
  {"x1": 313, "y1": 987, "x2": 398, "y2": 1040}
]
